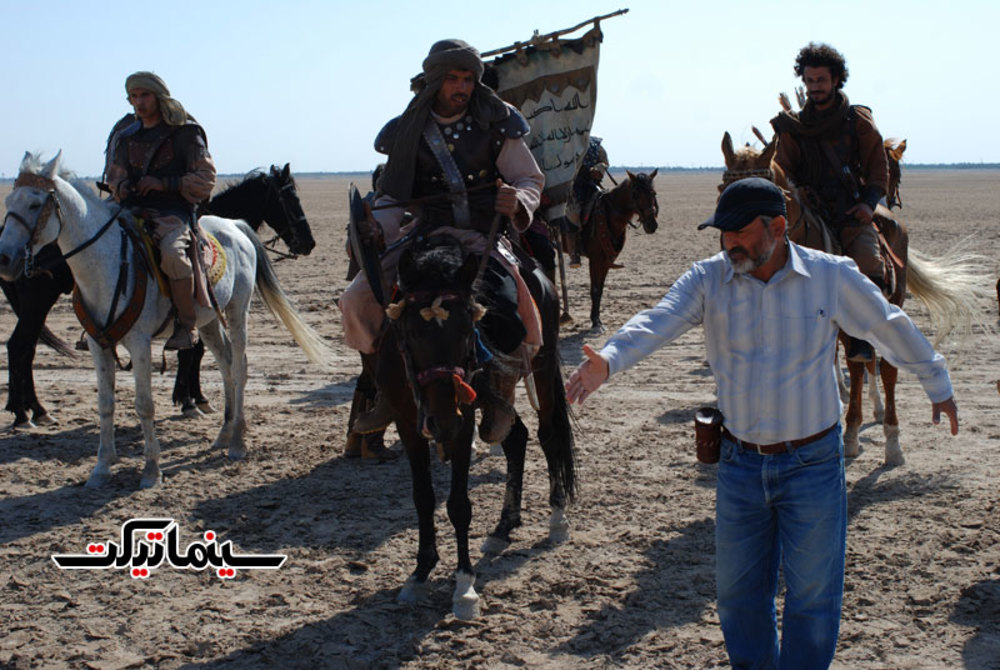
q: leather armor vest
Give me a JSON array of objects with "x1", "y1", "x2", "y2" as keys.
[
  {"x1": 413, "y1": 116, "x2": 503, "y2": 232},
  {"x1": 117, "y1": 123, "x2": 205, "y2": 212},
  {"x1": 796, "y1": 107, "x2": 862, "y2": 225}
]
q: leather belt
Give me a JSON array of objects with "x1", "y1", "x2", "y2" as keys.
[{"x1": 722, "y1": 424, "x2": 838, "y2": 455}]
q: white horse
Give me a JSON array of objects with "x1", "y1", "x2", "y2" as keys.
[{"x1": 0, "y1": 152, "x2": 334, "y2": 488}]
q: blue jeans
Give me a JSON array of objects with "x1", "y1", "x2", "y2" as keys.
[{"x1": 715, "y1": 425, "x2": 847, "y2": 670}]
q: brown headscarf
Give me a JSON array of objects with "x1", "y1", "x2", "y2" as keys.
[
  {"x1": 125, "y1": 71, "x2": 188, "y2": 127},
  {"x1": 377, "y1": 40, "x2": 511, "y2": 200},
  {"x1": 772, "y1": 90, "x2": 852, "y2": 138}
]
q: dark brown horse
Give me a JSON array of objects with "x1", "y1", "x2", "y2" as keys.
[
  {"x1": 720, "y1": 131, "x2": 983, "y2": 466},
  {"x1": 375, "y1": 234, "x2": 575, "y2": 620},
  {"x1": 571, "y1": 171, "x2": 660, "y2": 331}
]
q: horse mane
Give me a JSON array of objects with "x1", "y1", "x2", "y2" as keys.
[
  {"x1": 215, "y1": 168, "x2": 268, "y2": 198},
  {"x1": 398, "y1": 236, "x2": 468, "y2": 293}
]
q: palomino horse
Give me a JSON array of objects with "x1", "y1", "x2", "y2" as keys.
[
  {"x1": 572, "y1": 171, "x2": 659, "y2": 331},
  {"x1": 0, "y1": 163, "x2": 314, "y2": 428},
  {"x1": 0, "y1": 152, "x2": 333, "y2": 488},
  {"x1": 720, "y1": 132, "x2": 984, "y2": 465},
  {"x1": 376, "y1": 234, "x2": 575, "y2": 620}
]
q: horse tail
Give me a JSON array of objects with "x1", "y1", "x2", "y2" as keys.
[
  {"x1": 542, "y1": 355, "x2": 577, "y2": 503},
  {"x1": 40, "y1": 325, "x2": 76, "y2": 358},
  {"x1": 235, "y1": 221, "x2": 335, "y2": 369},
  {"x1": 905, "y1": 240, "x2": 993, "y2": 347}
]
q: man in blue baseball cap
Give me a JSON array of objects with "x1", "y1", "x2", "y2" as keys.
[{"x1": 566, "y1": 177, "x2": 959, "y2": 668}]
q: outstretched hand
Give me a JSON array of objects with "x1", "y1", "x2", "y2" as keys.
[
  {"x1": 931, "y1": 396, "x2": 959, "y2": 435},
  {"x1": 566, "y1": 344, "x2": 609, "y2": 405}
]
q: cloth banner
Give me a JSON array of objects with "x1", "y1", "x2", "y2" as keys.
[{"x1": 489, "y1": 27, "x2": 602, "y2": 221}]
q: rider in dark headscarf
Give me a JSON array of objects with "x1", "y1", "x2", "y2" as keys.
[{"x1": 376, "y1": 39, "x2": 511, "y2": 200}]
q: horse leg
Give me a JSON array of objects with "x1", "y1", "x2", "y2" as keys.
[
  {"x1": 397, "y1": 424, "x2": 440, "y2": 606},
  {"x1": 189, "y1": 339, "x2": 215, "y2": 414},
  {"x1": 6, "y1": 318, "x2": 36, "y2": 429},
  {"x1": 843, "y1": 359, "x2": 866, "y2": 458},
  {"x1": 589, "y1": 260, "x2": 609, "y2": 332},
  {"x1": 879, "y1": 359, "x2": 903, "y2": 467},
  {"x1": 200, "y1": 320, "x2": 245, "y2": 459},
  {"x1": 128, "y1": 342, "x2": 163, "y2": 489},
  {"x1": 446, "y1": 418, "x2": 478, "y2": 620},
  {"x1": 482, "y1": 416, "x2": 528, "y2": 555},
  {"x1": 173, "y1": 346, "x2": 201, "y2": 418},
  {"x1": 868, "y1": 358, "x2": 885, "y2": 423},
  {"x1": 535, "y1": 356, "x2": 575, "y2": 543},
  {"x1": 86, "y1": 342, "x2": 119, "y2": 487}
]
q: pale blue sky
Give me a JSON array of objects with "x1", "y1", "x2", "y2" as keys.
[{"x1": 1, "y1": 0, "x2": 995, "y2": 177}]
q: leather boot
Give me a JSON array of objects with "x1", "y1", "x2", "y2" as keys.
[
  {"x1": 352, "y1": 394, "x2": 394, "y2": 434},
  {"x1": 165, "y1": 277, "x2": 199, "y2": 351}
]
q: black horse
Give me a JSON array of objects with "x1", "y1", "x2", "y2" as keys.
[
  {"x1": 173, "y1": 164, "x2": 314, "y2": 417},
  {"x1": 1, "y1": 164, "x2": 313, "y2": 427},
  {"x1": 377, "y1": 234, "x2": 576, "y2": 620}
]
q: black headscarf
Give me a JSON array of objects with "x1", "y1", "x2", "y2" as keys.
[{"x1": 377, "y1": 39, "x2": 510, "y2": 200}]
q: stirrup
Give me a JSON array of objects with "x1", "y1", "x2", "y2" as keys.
[
  {"x1": 164, "y1": 325, "x2": 199, "y2": 351},
  {"x1": 352, "y1": 394, "x2": 393, "y2": 434}
]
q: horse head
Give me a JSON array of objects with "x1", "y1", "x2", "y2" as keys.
[
  {"x1": 884, "y1": 138, "x2": 906, "y2": 210},
  {"x1": 0, "y1": 152, "x2": 66, "y2": 281},
  {"x1": 626, "y1": 169, "x2": 659, "y2": 233},
  {"x1": 387, "y1": 235, "x2": 484, "y2": 444},
  {"x1": 265, "y1": 163, "x2": 315, "y2": 256},
  {"x1": 720, "y1": 131, "x2": 777, "y2": 194}
]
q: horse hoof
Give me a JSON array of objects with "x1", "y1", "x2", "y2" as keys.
[
  {"x1": 549, "y1": 508, "x2": 570, "y2": 544},
  {"x1": 33, "y1": 412, "x2": 57, "y2": 426},
  {"x1": 196, "y1": 401, "x2": 216, "y2": 415},
  {"x1": 85, "y1": 470, "x2": 113, "y2": 488},
  {"x1": 139, "y1": 473, "x2": 163, "y2": 489},
  {"x1": 398, "y1": 576, "x2": 430, "y2": 604},
  {"x1": 10, "y1": 419, "x2": 36, "y2": 431},
  {"x1": 228, "y1": 446, "x2": 247, "y2": 461},
  {"x1": 489, "y1": 442, "x2": 504, "y2": 457},
  {"x1": 452, "y1": 572, "x2": 479, "y2": 621},
  {"x1": 481, "y1": 535, "x2": 510, "y2": 556},
  {"x1": 181, "y1": 405, "x2": 205, "y2": 420}
]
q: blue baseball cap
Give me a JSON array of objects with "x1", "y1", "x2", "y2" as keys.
[{"x1": 699, "y1": 177, "x2": 786, "y2": 232}]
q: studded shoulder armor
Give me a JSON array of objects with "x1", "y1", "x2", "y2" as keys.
[
  {"x1": 494, "y1": 103, "x2": 530, "y2": 139},
  {"x1": 374, "y1": 116, "x2": 401, "y2": 155}
]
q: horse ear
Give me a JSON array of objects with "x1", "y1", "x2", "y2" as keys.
[
  {"x1": 626, "y1": 169, "x2": 636, "y2": 181},
  {"x1": 649, "y1": 168, "x2": 658, "y2": 179},
  {"x1": 282, "y1": 163, "x2": 290, "y2": 179},
  {"x1": 459, "y1": 253, "x2": 479, "y2": 285},
  {"x1": 42, "y1": 150, "x2": 62, "y2": 178},
  {"x1": 760, "y1": 137, "x2": 778, "y2": 165},
  {"x1": 722, "y1": 132, "x2": 736, "y2": 167}
]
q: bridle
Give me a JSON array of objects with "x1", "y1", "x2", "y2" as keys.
[
  {"x1": 2, "y1": 173, "x2": 64, "y2": 277},
  {"x1": 720, "y1": 167, "x2": 775, "y2": 188},
  {"x1": 261, "y1": 172, "x2": 308, "y2": 259},
  {"x1": 386, "y1": 288, "x2": 481, "y2": 420},
  {"x1": 3, "y1": 173, "x2": 124, "y2": 279}
]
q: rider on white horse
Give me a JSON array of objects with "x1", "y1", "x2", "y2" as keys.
[{"x1": 105, "y1": 71, "x2": 216, "y2": 351}]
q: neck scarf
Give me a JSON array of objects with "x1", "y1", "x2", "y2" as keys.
[{"x1": 377, "y1": 40, "x2": 510, "y2": 200}]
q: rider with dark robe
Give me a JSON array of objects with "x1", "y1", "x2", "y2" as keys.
[
  {"x1": 340, "y1": 39, "x2": 545, "y2": 443},
  {"x1": 565, "y1": 136, "x2": 609, "y2": 267},
  {"x1": 770, "y1": 43, "x2": 889, "y2": 363},
  {"x1": 106, "y1": 72, "x2": 216, "y2": 351}
]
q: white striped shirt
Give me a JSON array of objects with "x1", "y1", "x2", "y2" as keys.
[{"x1": 600, "y1": 241, "x2": 953, "y2": 444}]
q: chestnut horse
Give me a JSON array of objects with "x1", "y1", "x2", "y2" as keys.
[
  {"x1": 720, "y1": 131, "x2": 984, "y2": 466},
  {"x1": 571, "y1": 171, "x2": 660, "y2": 331}
]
